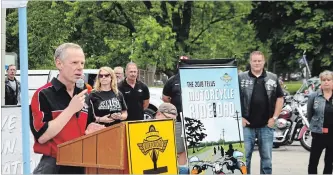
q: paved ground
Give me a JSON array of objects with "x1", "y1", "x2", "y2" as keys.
[
  {"x1": 250, "y1": 142, "x2": 325, "y2": 175},
  {"x1": 189, "y1": 142, "x2": 327, "y2": 174}
]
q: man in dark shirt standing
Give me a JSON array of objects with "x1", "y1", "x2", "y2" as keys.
[
  {"x1": 238, "y1": 51, "x2": 284, "y2": 174},
  {"x1": 163, "y1": 56, "x2": 189, "y2": 122},
  {"x1": 162, "y1": 73, "x2": 182, "y2": 122},
  {"x1": 118, "y1": 62, "x2": 150, "y2": 121},
  {"x1": 5, "y1": 64, "x2": 20, "y2": 105}
]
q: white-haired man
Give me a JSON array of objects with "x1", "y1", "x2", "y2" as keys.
[{"x1": 30, "y1": 43, "x2": 104, "y2": 174}]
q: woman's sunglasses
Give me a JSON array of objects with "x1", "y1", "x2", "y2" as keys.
[{"x1": 98, "y1": 74, "x2": 111, "y2": 78}]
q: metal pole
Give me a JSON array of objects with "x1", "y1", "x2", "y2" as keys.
[
  {"x1": 303, "y1": 51, "x2": 311, "y2": 79},
  {"x1": 18, "y1": 7, "x2": 30, "y2": 174},
  {"x1": 1, "y1": 9, "x2": 6, "y2": 105},
  {"x1": 236, "y1": 111, "x2": 242, "y2": 148}
]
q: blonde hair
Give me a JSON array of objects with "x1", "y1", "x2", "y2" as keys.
[
  {"x1": 319, "y1": 70, "x2": 333, "y2": 81},
  {"x1": 93, "y1": 66, "x2": 119, "y2": 95}
]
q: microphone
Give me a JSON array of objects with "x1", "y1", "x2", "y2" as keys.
[
  {"x1": 75, "y1": 78, "x2": 85, "y2": 118},
  {"x1": 76, "y1": 78, "x2": 85, "y2": 90}
]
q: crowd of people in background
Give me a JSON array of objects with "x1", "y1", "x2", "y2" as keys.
[
  {"x1": 28, "y1": 43, "x2": 189, "y2": 174},
  {"x1": 3, "y1": 42, "x2": 330, "y2": 174}
]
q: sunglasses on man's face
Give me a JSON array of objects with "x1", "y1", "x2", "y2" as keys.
[{"x1": 98, "y1": 74, "x2": 111, "y2": 78}]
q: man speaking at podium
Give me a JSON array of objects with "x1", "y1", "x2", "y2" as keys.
[{"x1": 30, "y1": 43, "x2": 104, "y2": 174}]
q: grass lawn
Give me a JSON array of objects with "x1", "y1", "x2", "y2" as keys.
[
  {"x1": 284, "y1": 81, "x2": 303, "y2": 94},
  {"x1": 187, "y1": 143, "x2": 245, "y2": 157}
]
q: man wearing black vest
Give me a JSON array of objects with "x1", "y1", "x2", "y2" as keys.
[{"x1": 238, "y1": 51, "x2": 284, "y2": 174}]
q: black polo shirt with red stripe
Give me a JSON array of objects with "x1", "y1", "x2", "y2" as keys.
[{"x1": 29, "y1": 78, "x2": 90, "y2": 158}]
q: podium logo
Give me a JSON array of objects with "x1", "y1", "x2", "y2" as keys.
[{"x1": 137, "y1": 125, "x2": 169, "y2": 174}]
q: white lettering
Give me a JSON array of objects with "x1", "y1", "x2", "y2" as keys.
[
  {"x1": 1, "y1": 115, "x2": 17, "y2": 132},
  {"x1": 188, "y1": 102, "x2": 235, "y2": 119},
  {"x1": 1, "y1": 138, "x2": 16, "y2": 155},
  {"x1": 207, "y1": 103, "x2": 214, "y2": 118},
  {"x1": 199, "y1": 104, "x2": 206, "y2": 119},
  {"x1": 3, "y1": 163, "x2": 10, "y2": 174},
  {"x1": 187, "y1": 89, "x2": 235, "y2": 101},
  {"x1": 204, "y1": 90, "x2": 210, "y2": 101},
  {"x1": 2, "y1": 160, "x2": 39, "y2": 174},
  {"x1": 189, "y1": 104, "x2": 197, "y2": 119},
  {"x1": 12, "y1": 161, "x2": 20, "y2": 174}
]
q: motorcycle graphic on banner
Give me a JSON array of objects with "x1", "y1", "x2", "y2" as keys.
[{"x1": 179, "y1": 59, "x2": 247, "y2": 174}]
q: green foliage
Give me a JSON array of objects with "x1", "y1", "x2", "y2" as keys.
[
  {"x1": 6, "y1": 1, "x2": 262, "y2": 74},
  {"x1": 130, "y1": 17, "x2": 177, "y2": 70},
  {"x1": 6, "y1": 1, "x2": 75, "y2": 69},
  {"x1": 249, "y1": 1, "x2": 333, "y2": 76}
]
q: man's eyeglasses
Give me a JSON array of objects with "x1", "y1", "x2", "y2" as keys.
[{"x1": 98, "y1": 74, "x2": 111, "y2": 78}]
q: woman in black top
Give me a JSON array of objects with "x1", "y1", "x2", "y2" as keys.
[
  {"x1": 89, "y1": 66, "x2": 127, "y2": 127},
  {"x1": 307, "y1": 70, "x2": 333, "y2": 174}
]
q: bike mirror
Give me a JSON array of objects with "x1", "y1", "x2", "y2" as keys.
[{"x1": 189, "y1": 156, "x2": 200, "y2": 163}]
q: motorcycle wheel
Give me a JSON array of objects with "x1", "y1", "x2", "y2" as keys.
[
  {"x1": 300, "y1": 130, "x2": 311, "y2": 152},
  {"x1": 273, "y1": 143, "x2": 280, "y2": 148}
]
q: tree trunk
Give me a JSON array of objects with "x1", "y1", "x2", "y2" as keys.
[{"x1": 311, "y1": 58, "x2": 322, "y2": 77}]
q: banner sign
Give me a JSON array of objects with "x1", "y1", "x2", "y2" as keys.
[
  {"x1": 126, "y1": 119, "x2": 178, "y2": 174},
  {"x1": 2, "y1": 0, "x2": 28, "y2": 8},
  {"x1": 1, "y1": 106, "x2": 41, "y2": 174},
  {"x1": 179, "y1": 59, "x2": 247, "y2": 174}
]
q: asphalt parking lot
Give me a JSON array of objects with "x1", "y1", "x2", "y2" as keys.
[{"x1": 250, "y1": 142, "x2": 325, "y2": 174}]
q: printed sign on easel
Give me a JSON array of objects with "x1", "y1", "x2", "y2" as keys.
[{"x1": 179, "y1": 59, "x2": 247, "y2": 175}]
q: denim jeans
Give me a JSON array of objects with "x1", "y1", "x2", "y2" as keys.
[
  {"x1": 33, "y1": 155, "x2": 84, "y2": 174},
  {"x1": 178, "y1": 166, "x2": 189, "y2": 174},
  {"x1": 243, "y1": 126, "x2": 274, "y2": 174}
]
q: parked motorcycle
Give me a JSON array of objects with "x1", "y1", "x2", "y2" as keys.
[
  {"x1": 273, "y1": 96, "x2": 310, "y2": 149},
  {"x1": 296, "y1": 104, "x2": 312, "y2": 151}
]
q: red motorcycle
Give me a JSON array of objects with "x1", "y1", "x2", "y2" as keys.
[{"x1": 273, "y1": 96, "x2": 310, "y2": 149}]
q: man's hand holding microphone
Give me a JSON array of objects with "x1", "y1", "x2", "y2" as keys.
[{"x1": 67, "y1": 89, "x2": 88, "y2": 116}]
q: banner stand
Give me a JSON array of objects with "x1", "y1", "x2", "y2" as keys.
[{"x1": 179, "y1": 59, "x2": 247, "y2": 174}]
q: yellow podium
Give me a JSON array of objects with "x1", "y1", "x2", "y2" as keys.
[{"x1": 57, "y1": 119, "x2": 178, "y2": 174}]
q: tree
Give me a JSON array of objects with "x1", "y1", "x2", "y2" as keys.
[
  {"x1": 249, "y1": 1, "x2": 333, "y2": 76},
  {"x1": 6, "y1": 1, "x2": 75, "y2": 69},
  {"x1": 185, "y1": 117, "x2": 207, "y2": 153},
  {"x1": 6, "y1": 1, "x2": 263, "y2": 73}
]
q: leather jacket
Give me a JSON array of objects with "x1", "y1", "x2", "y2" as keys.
[
  {"x1": 5, "y1": 77, "x2": 20, "y2": 105},
  {"x1": 238, "y1": 70, "x2": 279, "y2": 119}
]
